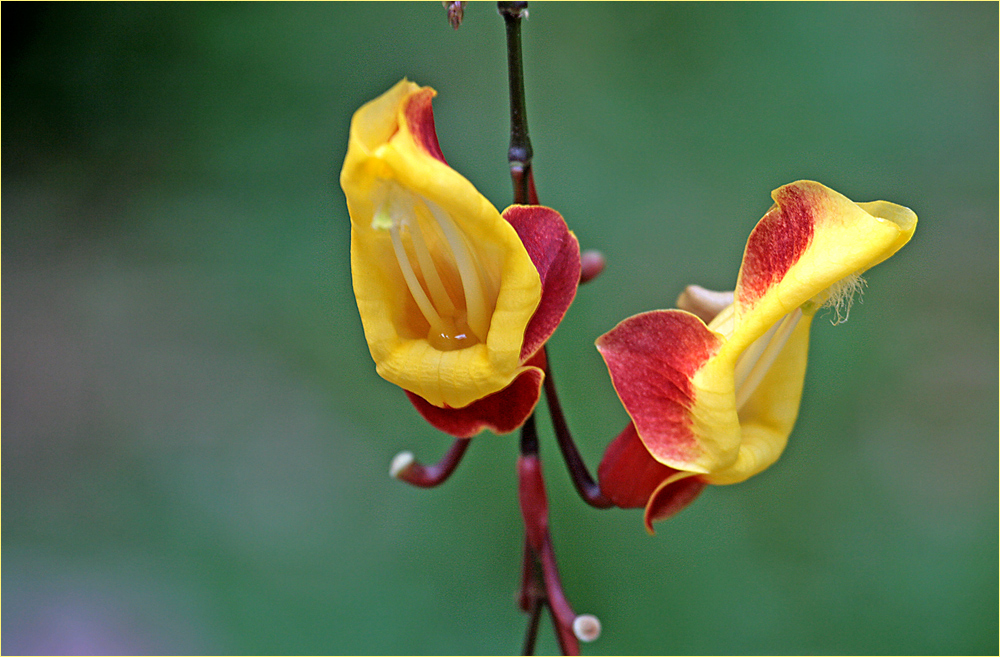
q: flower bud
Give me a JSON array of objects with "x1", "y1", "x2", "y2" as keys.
[{"x1": 573, "y1": 614, "x2": 601, "y2": 642}]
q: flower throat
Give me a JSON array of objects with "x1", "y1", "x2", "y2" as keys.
[{"x1": 373, "y1": 189, "x2": 497, "y2": 351}]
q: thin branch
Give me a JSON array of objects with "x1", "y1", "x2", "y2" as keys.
[
  {"x1": 543, "y1": 350, "x2": 613, "y2": 508},
  {"x1": 540, "y1": 533, "x2": 580, "y2": 655},
  {"x1": 519, "y1": 539, "x2": 545, "y2": 656},
  {"x1": 389, "y1": 438, "x2": 471, "y2": 487},
  {"x1": 521, "y1": 597, "x2": 543, "y2": 656},
  {"x1": 443, "y1": 1, "x2": 466, "y2": 29},
  {"x1": 499, "y1": 1, "x2": 538, "y2": 205}
]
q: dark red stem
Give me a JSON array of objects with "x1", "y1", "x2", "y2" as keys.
[
  {"x1": 391, "y1": 438, "x2": 471, "y2": 488},
  {"x1": 542, "y1": 350, "x2": 613, "y2": 508},
  {"x1": 518, "y1": 451, "x2": 581, "y2": 656}
]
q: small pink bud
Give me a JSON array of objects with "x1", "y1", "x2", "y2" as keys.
[{"x1": 579, "y1": 250, "x2": 606, "y2": 284}]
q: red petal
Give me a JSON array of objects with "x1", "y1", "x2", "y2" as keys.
[
  {"x1": 405, "y1": 352, "x2": 546, "y2": 438},
  {"x1": 598, "y1": 422, "x2": 682, "y2": 509},
  {"x1": 596, "y1": 310, "x2": 722, "y2": 464},
  {"x1": 737, "y1": 183, "x2": 817, "y2": 306},
  {"x1": 502, "y1": 205, "x2": 581, "y2": 361},
  {"x1": 403, "y1": 88, "x2": 447, "y2": 165},
  {"x1": 643, "y1": 475, "x2": 706, "y2": 534}
]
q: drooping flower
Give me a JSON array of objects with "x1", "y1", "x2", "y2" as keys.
[
  {"x1": 596, "y1": 181, "x2": 917, "y2": 532},
  {"x1": 341, "y1": 79, "x2": 580, "y2": 437}
]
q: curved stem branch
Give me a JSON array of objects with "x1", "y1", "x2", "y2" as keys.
[
  {"x1": 390, "y1": 438, "x2": 471, "y2": 488},
  {"x1": 540, "y1": 533, "x2": 580, "y2": 655},
  {"x1": 543, "y1": 349, "x2": 613, "y2": 508}
]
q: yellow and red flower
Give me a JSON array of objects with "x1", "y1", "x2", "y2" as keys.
[
  {"x1": 341, "y1": 79, "x2": 579, "y2": 437},
  {"x1": 596, "y1": 181, "x2": 916, "y2": 532}
]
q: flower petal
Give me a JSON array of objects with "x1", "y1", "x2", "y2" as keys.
[
  {"x1": 405, "y1": 352, "x2": 546, "y2": 437},
  {"x1": 346, "y1": 79, "x2": 421, "y2": 158},
  {"x1": 502, "y1": 205, "x2": 582, "y2": 361},
  {"x1": 732, "y1": 181, "x2": 917, "y2": 350},
  {"x1": 701, "y1": 312, "x2": 813, "y2": 484},
  {"x1": 597, "y1": 181, "x2": 916, "y2": 482},
  {"x1": 597, "y1": 422, "x2": 706, "y2": 533},
  {"x1": 342, "y1": 80, "x2": 543, "y2": 408},
  {"x1": 643, "y1": 472, "x2": 706, "y2": 534},
  {"x1": 596, "y1": 309, "x2": 732, "y2": 471},
  {"x1": 597, "y1": 422, "x2": 684, "y2": 509},
  {"x1": 690, "y1": 181, "x2": 916, "y2": 481},
  {"x1": 401, "y1": 85, "x2": 447, "y2": 164}
]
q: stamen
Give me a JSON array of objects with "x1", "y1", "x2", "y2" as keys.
[
  {"x1": 388, "y1": 217, "x2": 444, "y2": 332},
  {"x1": 408, "y1": 213, "x2": 457, "y2": 317},
  {"x1": 733, "y1": 318, "x2": 782, "y2": 391},
  {"x1": 371, "y1": 204, "x2": 394, "y2": 230},
  {"x1": 734, "y1": 308, "x2": 802, "y2": 410},
  {"x1": 374, "y1": 184, "x2": 494, "y2": 350},
  {"x1": 706, "y1": 301, "x2": 736, "y2": 336},
  {"x1": 426, "y1": 200, "x2": 492, "y2": 342}
]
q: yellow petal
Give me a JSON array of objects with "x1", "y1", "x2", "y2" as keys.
[
  {"x1": 727, "y1": 180, "x2": 917, "y2": 355},
  {"x1": 702, "y1": 312, "x2": 813, "y2": 484}
]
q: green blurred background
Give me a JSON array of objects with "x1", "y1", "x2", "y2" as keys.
[{"x1": 4, "y1": 2, "x2": 997, "y2": 654}]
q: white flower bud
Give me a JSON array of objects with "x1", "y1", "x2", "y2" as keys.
[
  {"x1": 389, "y1": 451, "x2": 416, "y2": 479},
  {"x1": 573, "y1": 614, "x2": 601, "y2": 642}
]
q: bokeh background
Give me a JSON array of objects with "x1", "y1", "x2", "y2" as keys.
[{"x1": 4, "y1": 2, "x2": 997, "y2": 654}]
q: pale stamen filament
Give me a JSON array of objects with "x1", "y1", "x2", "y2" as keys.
[
  {"x1": 733, "y1": 317, "x2": 783, "y2": 391},
  {"x1": 426, "y1": 200, "x2": 492, "y2": 343},
  {"x1": 706, "y1": 301, "x2": 736, "y2": 336},
  {"x1": 388, "y1": 217, "x2": 445, "y2": 334},
  {"x1": 407, "y1": 211, "x2": 457, "y2": 317},
  {"x1": 733, "y1": 308, "x2": 802, "y2": 410}
]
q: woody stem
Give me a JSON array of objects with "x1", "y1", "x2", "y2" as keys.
[
  {"x1": 500, "y1": 0, "x2": 607, "y2": 508},
  {"x1": 499, "y1": 0, "x2": 537, "y2": 205}
]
